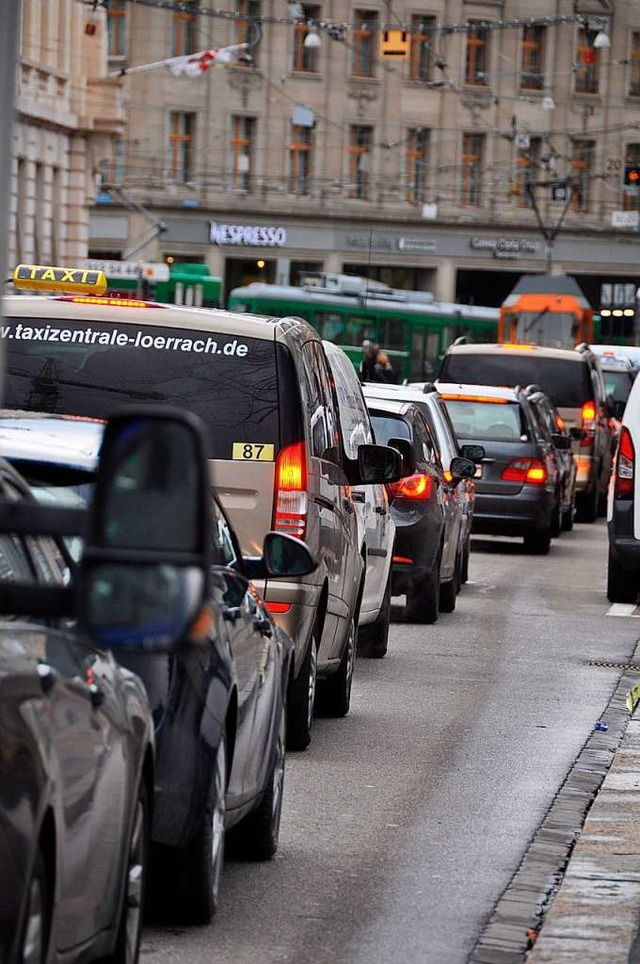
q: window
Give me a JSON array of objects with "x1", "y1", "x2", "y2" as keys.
[
  {"x1": 172, "y1": 1, "x2": 197, "y2": 57},
  {"x1": 229, "y1": 116, "x2": 255, "y2": 191},
  {"x1": 289, "y1": 124, "x2": 313, "y2": 194},
  {"x1": 293, "y1": 5, "x2": 320, "y2": 72},
  {"x1": 515, "y1": 136, "x2": 541, "y2": 207},
  {"x1": 629, "y1": 32, "x2": 640, "y2": 96},
  {"x1": 623, "y1": 144, "x2": 640, "y2": 212},
  {"x1": 571, "y1": 140, "x2": 594, "y2": 212},
  {"x1": 465, "y1": 23, "x2": 488, "y2": 86},
  {"x1": 169, "y1": 112, "x2": 195, "y2": 183},
  {"x1": 461, "y1": 133, "x2": 484, "y2": 205},
  {"x1": 574, "y1": 28, "x2": 599, "y2": 94},
  {"x1": 106, "y1": 0, "x2": 127, "y2": 57},
  {"x1": 409, "y1": 16, "x2": 436, "y2": 83},
  {"x1": 348, "y1": 126, "x2": 373, "y2": 199},
  {"x1": 235, "y1": 0, "x2": 260, "y2": 65},
  {"x1": 520, "y1": 25, "x2": 545, "y2": 90},
  {"x1": 301, "y1": 343, "x2": 338, "y2": 460},
  {"x1": 351, "y1": 11, "x2": 378, "y2": 78},
  {"x1": 406, "y1": 128, "x2": 428, "y2": 203},
  {"x1": 101, "y1": 136, "x2": 123, "y2": 186},
  {"x1": 210, "y1": 501, "x2": 238, "y2": 568}
]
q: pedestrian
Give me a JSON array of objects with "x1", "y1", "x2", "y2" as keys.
[
  {"x1": 375, "y1": 351, "x2": 396, "y2": 384},
  {"x1": 360, "y1": 341, "x2": 381, "y2": 382}
]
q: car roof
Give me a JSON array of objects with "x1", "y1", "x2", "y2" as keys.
[
  {"x1": 0, "y1": 410, "x2": 103, "y2": 470},
  {"x1": 436, "y1": 382, "x2": 520, "y2": 402},
  {"x1": 362, "y1": 394, "x2": 416, "y2": 418},
  {"x1": 444, "y1": 342, "x2": 587, "y2": 363},
  {"x1": 362, "y1": 382, "x2": 437, "y2": 407}
]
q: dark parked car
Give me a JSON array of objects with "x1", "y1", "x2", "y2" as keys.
[{"x1": 525, "y1": 386, "x2": 577, "y2": 534}]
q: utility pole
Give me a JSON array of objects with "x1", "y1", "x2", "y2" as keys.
[
  {"x1": 526, "y1": 179, "x2": 574, "y2": 274},
  {"x1": 0, "y1": 0, "x2": 19, "y2": 396}
]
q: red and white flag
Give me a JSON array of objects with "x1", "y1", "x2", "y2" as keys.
[{"x1": 111, "y1": 44, "x2": 249, "y2": 78}]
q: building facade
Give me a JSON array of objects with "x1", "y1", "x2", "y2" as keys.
[
  {"x1": 88, "y1": 0, "x2": 640, "y2": 308},
  {"x1": 11, "y1": 1, "x2": 123, "y2": 268}
]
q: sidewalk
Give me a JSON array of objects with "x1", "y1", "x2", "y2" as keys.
[{"x1": 527, "y1": 715, "x2": 640, "y2": 963}]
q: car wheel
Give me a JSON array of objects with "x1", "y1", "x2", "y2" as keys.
[
  {"x1": 576, "y1": 486, "x2": 598, "y2": 524},
  {"x1": 439, "y1": 572, "x2": 457, "y2": 613},
  {"x1": 286, "y1": 629, "x2": 317, "y2": 751},
  {"x1": 318, "y1": 617, "x2": 356, "y2": 717},
  {"x1": 460, "y1": 537, "x2": 471, "y2": 585},
  {"x1": 103, "y1": 781, "x2": 149, "y2": 964},
  {"x1": 357, "y1": 572, "x2": 391, "y2": 658},
  {"x1": 19, "y1": 849, "x2": 50, "y2": 964},
  {"x1": 406, "y1": 564, "x2": 440, "y2": 624},
  {"x1": 228, "y1": 706, "x2": 286, "y2": 861},
  {"x1": 607, "y1": 550, "x2": 639, "y2": 604},
  {"x1": 523, "y1": 528, "x2": 552, "y2": 555}
]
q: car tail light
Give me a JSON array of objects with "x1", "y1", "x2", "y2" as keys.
[
  {"x1": 614, "y1": 426, "x2": 635, "y2": 500},
  {"x1": 273, "y1": 441, "x2": 308, "y2": 538},
  {"x1": 387, "y1": 473, "x2": 433, "y2": 501},
  {"x1": 265, "y1": 601, "x2": 292, "y2": 614},
  {"x1": 581, "y1": 400, "x2": 596, "y2": 446},
  {"x1": 501, "y1": 458, "x2": 547, "y2": 485}
]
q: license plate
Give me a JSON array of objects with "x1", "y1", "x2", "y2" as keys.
[{"x1": 474, "y1": 464, "x2": 483, "y2": 479}]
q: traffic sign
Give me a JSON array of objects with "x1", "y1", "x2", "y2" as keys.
[
  {"x1": 379, "y1": 29, "x2": 410, "y2": 59},
  {"x1": 612, "y1": 210, "x2": 639, "y2": 228},
  {"x1": 624, "y1": 165, "x2": 640, "y2": 186},
  {"x1": 84, "y1": 259, "x2": 170, "y2": 282}
]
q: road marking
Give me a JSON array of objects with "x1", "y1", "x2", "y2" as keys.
[{"x1": 606, "y1": 603, "x2": 640, "y2": 617}]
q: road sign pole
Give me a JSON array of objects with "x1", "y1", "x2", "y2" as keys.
[{"x1": 0, "y1": 0, "x2": 20, "y2": 397}]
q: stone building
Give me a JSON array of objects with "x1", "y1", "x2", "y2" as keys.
[{"x1": 88, "y1": 0, "x2": 639, "y2": 309}]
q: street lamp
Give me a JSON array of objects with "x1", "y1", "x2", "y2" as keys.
[
  {"x1": 593, "y1": 27, "x2": 610, "y2": 49},
  {"x1": 304, "y1": 25, "x2": 322, "y2": 48}
]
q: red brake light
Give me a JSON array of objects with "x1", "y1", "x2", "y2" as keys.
[
  {"x1": 615, "y1": 426, "x2": 635, "y2": 500},
  {"x1": 387, "y1": 473, "x2": 433, "y2": 501},
  {"x1": 273, "y1": 442, "x2": 308, "y2": 538},
  {"x1": 265, "y1": 602, "x2": 292, "y2": 614},
  {"x1": 581, "y1": 400, "x2": 596, "y2": 447},
  {"x1": 501, "y1": 458, "x2": 547, "y2": 485}
]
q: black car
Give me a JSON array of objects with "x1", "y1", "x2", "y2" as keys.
[
  {"x1": 363, "y1": 396, "x2": 474, "y2": 623},
  {"x1": 0, "y1": 458, "x2": 155, "y2": 964},
  {"x1": 438, "y1": 383, "x2": 569, "y2": 554},
  {"x1": 525, "y1": 386, "x2": 577, "y2": 534}
]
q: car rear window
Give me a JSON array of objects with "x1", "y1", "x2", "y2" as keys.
[
  {"x1": 603, "y1": 370, "x2": 633, "y2": 403},
  {"x1": 440, "y1": 352, "x2": 592, "y2": 408},
  {"x1": 444, "y1": 399, "x2": 529, "y2": 442},
  {"x1": 369, "y1": 413, "x2": 411, "y2": 446},
  {"x1": 3, "y1": 317, "x2": 283, "y2": 460}
]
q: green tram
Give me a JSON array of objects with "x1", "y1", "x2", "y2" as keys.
[
  {"x1": 93, "y1": 261, "x2": 222, "y2": 308},
  {"x1": 227, "y1": 274, "x2": 499, "y2": 381}
]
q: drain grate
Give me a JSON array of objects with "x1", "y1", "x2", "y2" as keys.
[{"x1": 589, "y1": 660, "x2": 640, "y2": 670}]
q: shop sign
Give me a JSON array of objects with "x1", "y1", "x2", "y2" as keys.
[
  {"x1": 397, "y1": 237, "x2": 437, "y2": 253},
  {"x1": 209, "y1": 221, "x2": 287, "y2": 247},
  {"x1": 611, "y1": 210, "x2": 639, "y2": 229},
  {"x1": 469, "y1": 236, "x2": 541, "y2": 259},
  {"x1": 346, "y1": 234, "x2": 396, "y2": 252},
  {"x1": 85, "y1": 259, "x2": 170, "y2": 281}
]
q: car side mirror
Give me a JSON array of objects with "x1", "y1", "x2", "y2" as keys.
[
  {"x1": 77, "y1": 407, "x2": 211, "y2": 652},
  {"x1": 387, "y1": 437, "x2": 417, "y2": 476},
  {"x1": 449, "y1": 456, "x2": 476, "y2": 481},
  {"x1": 344, "y1": 443, "x2": 402, "y2": 486},
  {"x1": 263, "y1": 532, "x2": 318, "y2": 577},
  {"x1": 460, "y1": 444, "x2": 485, "y2": 463},
  {"x1": 569, "y1": 427, "x2": 587, "y2": 441},
  {"x1": 552, "y1": 434, "x2": 572, "y2": 451}
]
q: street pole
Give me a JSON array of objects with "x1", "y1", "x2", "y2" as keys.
[
  {"x1": 0, "y1": 0, "x2": 20, "y2": 397},
  {"x1": 526, "y1": 180, "x2": 574, "y2": 275}
]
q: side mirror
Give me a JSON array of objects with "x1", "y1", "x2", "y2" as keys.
[
  {"x1": 387, "y1": 437, "x2": 417, "y2": 476},
  {"x1": 263, "y1": 532, "x2": 318, "y2": 577},
  {"x1": 552, "y1": 434, "x2": 572, "y2": 451},
  {"x1": 78, "y1": 408, "x2": 211, "y2": 652},
  {"x1": 569, "y1": 426, "x2": 587, "y2": 441},
  {"x1": 449, "y1": 456, "x2": 476, "y2": 481},
  {"x1": 460, "y1": 443, "x2": 485, "y2": 463},
  {"x1": 345, "y1": 443, "x2": 402, "y2": 485}
]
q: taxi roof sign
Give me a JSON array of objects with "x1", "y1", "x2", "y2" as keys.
[{"x1": 13, "y1": 264, "x2": 108, "y2": 296}]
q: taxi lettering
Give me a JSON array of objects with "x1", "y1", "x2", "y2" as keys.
[{"x1": 13, "y1": 263, "x2": 107, "y2": 295}]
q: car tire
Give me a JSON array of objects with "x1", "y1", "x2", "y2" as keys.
[
  {"x1": 576, "y1": 486, "x2": 598, "y2": 524},
  {"x1": 523, "y1": 528, "x2": 552, "y2": 555},
  {"x1": 103, "y1": 780, "x2": 149, "y2": 964},
  {"x1": 18, "y1": 848, "x2": 50, "y2": 964},
  {"x1": 357, "y1": 573, "x2": 391, "y2": 658},
  {"x1": 460, "y1": 537, "x2": 471, "y2": 585},
  {"x1": 286, "y1": 629, "x2": 317, "y2": 751},
  {"x1": 607, "y1": 550, "x2": 639, "y2": 604},
  {"x1": 227, "y1": 707, "x2": 286, "y2": 861},
  {"x1": 317, "y1": 617, "x2": 356, "y2": 717},
  {"x1": 439, "y1": 572, "x2": 457, "y2": 613},
  {"x1": 406, "y1": 564, "x2": 440, "y2": 624}
]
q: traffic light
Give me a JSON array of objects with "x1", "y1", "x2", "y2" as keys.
[{"x1": 624, "y1": 165, "x2": 640, "y2": 186}]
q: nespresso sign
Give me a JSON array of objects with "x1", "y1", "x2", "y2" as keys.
[{"x1": 209, "y1": 221, "x2": 287, "y2": 247}]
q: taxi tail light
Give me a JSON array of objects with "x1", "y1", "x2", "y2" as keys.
[
  {"x1": 581, "y1": 400, "x2": 597, "y2": 446},
  {"x1": 387, "y1": 473, "x2": 433, "y2": 501},
  {"x1": 614, "y1": 426, "x2": 635, "y2": 500},
  {"x1": 501, "y1": 458, "x2": 547, "y2": 485},
  {"x1": 273, "y1": 442, "x2": 308, "y2": 539}
]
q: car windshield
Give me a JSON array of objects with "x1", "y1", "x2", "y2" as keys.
[
  {"x1": 603, "y1": 370, "x2": 633, "y2": 403},
  {"x1": 444, "y1": 400, "x2": 529, "y2": 442},
  {"x1": 440, "y1": 353, "x2": 592, "y2": 408},
  {"x1": 2, "y1": 317, "x2": 281, "y2": 460}
]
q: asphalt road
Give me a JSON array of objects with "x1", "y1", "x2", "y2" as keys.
[{"x1": 143, "y1": 521, "x2": 637, "y2": 964}]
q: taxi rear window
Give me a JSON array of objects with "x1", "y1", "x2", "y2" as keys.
[
  {"x1": 444, "y1": 399, "x2": 529, "y2": 442},
  {"x1": 2, "y1": 317, "x2": 282, "y2": 460},
  {"x1": 439, "y1": 353, "x2": 592, "y2": 408}
]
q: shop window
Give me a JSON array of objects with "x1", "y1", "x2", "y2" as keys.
[
  {"x1": 461, "y1": 133, "x2": 484, "y2": 206},
  {"x1": 235, "y1": 0, "x2": 260, "y2": 65},
  {"x1": 515, "y1": 136, "x2": 541, "y2": 207},
  {"x1": 623, "y1": 144, "x2": 640, "y2": 212},
  {"x1": 169, "y1": 112, "x2": 195, "y2": 183},
  {"x1": 520, "y1": 25, "x2": 545, "y2": 90},
  {"x1": 106, "y1": 0, "x2": 127, "y2": 57},
  {"x1": 465, "y1": 23, "x2": 489, "y2": 86},
  {"x1": 172, "y1": 1, "x2": 197, "y2": 57},
  {"x1": 629, "y1": 33, "x2": 640, "y2": 97},
  {"x1": 293, "y1": 5, "x2": 321, "y2": 72},
  {"x1": 574, "y1": 27, "x2": 599, "y2": 94},
  {"x1": 229, "y1": 116, "x2": 255, "y2": 191},
  {"x1": 288, "y1": 124, "x2": 313, "y2": 194},
  {"x1": 571, "y1": 139, "x2": 594, "y2": 212},
  {"x1": 351, "y1": 11, "x2": 378, "y2": 79},
  {"x1": 348, "y1": 125, "x2": 373, "y2": 200},
  {"x1": 406, "y1": 128, "x2": 428, "y2": 204},
  {"x1": 409, "y1": 16, "x2": 436, "y2": 83}
]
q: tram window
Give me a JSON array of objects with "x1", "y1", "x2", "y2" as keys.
[
  {"x1": 316, "y1": 311, "x2": 345, "y2": 342},
  {"x1": 344, "y1": 317, "x2": 377, "y2": 347},
  {"x1": 410, "y1": 329, "x2": 426, "y2": 381},
  {"x1": 380, "y1": 318, "x2": 408, "y2": 351}
]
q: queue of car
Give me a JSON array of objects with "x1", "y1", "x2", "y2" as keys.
[{"x1": 0, "y1": 264, "x2": 631, "y2": 964}]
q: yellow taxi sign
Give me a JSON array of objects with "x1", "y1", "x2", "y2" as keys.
[
  {"x1": 12, "y1": 264, "x2": 108, "y2": 296},
  {"x1": 379, "y1": 29, "x2": 410, "y2": 59}
]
